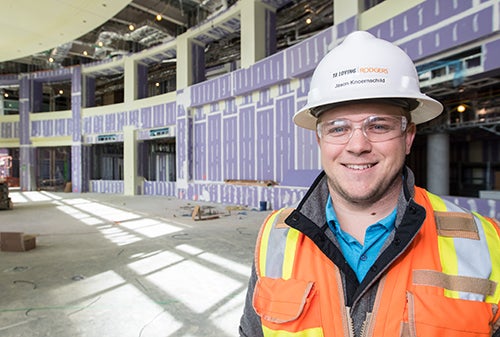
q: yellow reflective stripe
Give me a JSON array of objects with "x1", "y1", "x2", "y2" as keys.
[
  {"x1": 475, "y1": 212, "x2": 500, "y2": 304},
  {"x1": 437, "y1": 236, "x2": 460, "y2": 298},
  {"x1": 262, "y1": 325, "x2": 324, "y2": 337},
  {"x1": 282, "y1": 228, "x2": 300, "y2": 280},
  {"x1": 427, "y1": 192, "x2": 460, "y2": 298},
  {"x1": 259, "y1": 211, "x2": 279, "y2": 277},
  {"x1": 427, "y1": 192, "x2": 446, "y2": 211}
]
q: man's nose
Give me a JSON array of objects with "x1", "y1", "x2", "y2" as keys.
[{"x1": 345, "y1": 127, "x2": 372, "y2": 152}]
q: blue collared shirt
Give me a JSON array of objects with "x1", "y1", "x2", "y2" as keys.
[{"x1": 326, "y1": 196, "x2": 397, "y2": 282}]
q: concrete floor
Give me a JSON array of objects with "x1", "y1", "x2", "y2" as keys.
[{"x1": 0, "y1": 189, "x2": 269, "y2": 337}]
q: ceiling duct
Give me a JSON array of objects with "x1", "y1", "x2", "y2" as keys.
[
  {"x1": 97, "y1": 31, "x2": 122, "y2": 46},
  {"x1": 50, "y1": 42, "x2": 73, "y2": 62},
  {"x1": 96, "y1": 31, "x2": 132, "y2": 57},
  {"x1": 125, "y1": 23, "x2": 172, "y2": 47}
]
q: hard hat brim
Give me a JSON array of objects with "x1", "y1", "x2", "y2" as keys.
[{"x1": 293, "y1": 95, "x2": 443, "y2": 130}]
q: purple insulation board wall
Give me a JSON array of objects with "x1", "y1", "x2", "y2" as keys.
[
  {"x1": 192, "y1": 41, "x2": 206, "y2": 84},
  {"x1": 239, "y1": 106, "x2": 256, "y2": 180},
  {"x1": 30, "y1": 118, "x2": 73, "y2": 138},
  {"x1": 194, "y1": 121, "x2": 207, "y2": 180},
  {"x1": 285, "y1": 28, "x2": 333, "y2": 79},
  {"x1": 129, "y1": 109, "x2": 140, "y2": 128},
  {"x1": 207, "y1": 113, "x2": 221, "y2": 181},
  {"x1": 370, "y1": 0, "x2": 497, "y2": 62},
  {"x1": 144, "y1": 181, "x2": 176, "y2": 195},
  {"x1": 141, "y1": 107, "x2": 152, "y2": 129},
  {"x1": 275, "y1": 96, "x2": 297, "y2": 183},
  {"x1": 90, "y1": 180, "x2": 123, "y2": 194},
  {"x1": 19, "y1": 146, "x2": 35, "y2": 191},
  {"x1": 72, "y1": 145, "x2": 82, "y2": 193},
  {"x1": 223, "y1": 116, "x2": 238, "y2": 179},
  {"x1": 265, "y1": 8, "x2": 277, "y2": 56},
  {"x1": 0, "y1": 121, "x2": 18, "y2": 139},
  {"x1": 484, "y1": 39, "x2": 500, "y2": 72},
  {"x1": 81, "y1": 144, "x2": 91, "y2": 193},
  {"x1": 191, "y1": 74, "x2": 232, "y2": 106},
  {"x1": 72, "y1": 67, "x2": 82, "y2": 141},
  {"x1": 443, "y1": 196, "x2": 500, "y2": 220},
  {"x1": 19, "y1": 75, "x2": 30, "y2": 145},
  {"x1": 85, "y1": 77, "x2": 96, "y2": 107},
  {"x1": 370, "y1": 0, "x2": 474, "y2": 42},
  {"x1": 137, "y1": 64, "x2": 148, "y2": 99},
  {"x1": 256, "y1": 108, "x2": 273, "y2": 180}
]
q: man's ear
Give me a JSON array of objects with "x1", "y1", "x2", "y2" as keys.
[{"x1": 405, "y1": 123, "x2": 417, "y2": 155}]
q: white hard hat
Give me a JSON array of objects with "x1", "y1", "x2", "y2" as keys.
[{"x1": 293, "y1": 31, "x2": 443, "y2": 130}]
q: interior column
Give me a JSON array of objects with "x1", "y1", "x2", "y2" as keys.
[
  {"x1": 427, "y1": 133, "x2": 450, "y2": 195},
  {"x1": 240, "y1": 0, "x2": 276, "y2": 68}
]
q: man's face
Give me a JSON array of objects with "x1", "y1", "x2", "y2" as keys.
[{"x1": 316, "y1": 102, "x2": 416, "y2": 206}]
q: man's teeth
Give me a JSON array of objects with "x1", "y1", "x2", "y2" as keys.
[{"x1": 346, "y1": 164, "x2": 373, "y2": 170}]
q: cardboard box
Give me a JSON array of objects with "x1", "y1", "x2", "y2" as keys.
[{"x1": 0, "y1": 232, "x2": 36, "y2": 252}]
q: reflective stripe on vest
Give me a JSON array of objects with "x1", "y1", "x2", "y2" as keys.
[
  {"x1": 426, "y1": 192, "x2": 500, "y2": 303},
  {"x1": 258, "y1": 208, "x2": 299, "y2": 279}
]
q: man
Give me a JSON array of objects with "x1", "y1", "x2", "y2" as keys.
[{"x1": 239, "y1": 31, "x2": 500, "y2": 337}]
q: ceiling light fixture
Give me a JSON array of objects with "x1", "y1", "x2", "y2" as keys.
[
  {"x1": 129, "y1": 24, "x2": 135, "y2": 31},
  {"x1": 304, "y1": 6, "x2": 315, "y2": 25},
  {"x1": 48, "y1": 57, "x2": 54, "y2": 63},
  {"x1": 156, "y1": 14, "x2": 162, "y2": 21},
  {"x1": 457, "y1": 104, "x2": 467, "y2": 113}
]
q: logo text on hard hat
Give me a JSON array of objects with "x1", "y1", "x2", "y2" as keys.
[
  {"x1": 332, "y1": 67, "x2": 388, "y2": 79},
  {"x1": 358, "y1": 67, "x2": 389, "y2": 74},
  {"x1": 332, "y1": 68, "x2": 356, "y2": 78}
]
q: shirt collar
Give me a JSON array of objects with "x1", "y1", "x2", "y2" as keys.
[{"x1": 325, "y1": 196, "x2": 397, "y2": 233}]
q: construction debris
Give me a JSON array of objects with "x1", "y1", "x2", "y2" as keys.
[
  {"x1": 224, "y1": 179, "x2": 278, "y2": 187},
  {"x1": 225, "y1": 205, "x2": 248, "y2": 215},
  {"x1": 1, "y1": 232, "x2": 36, "y2": 252},
  {"x1": 0, "y1": 179, "x2": 13, "y2": 210},
  {"x1": 191, "y1": 205, "x2": 221, "y2": 221}
]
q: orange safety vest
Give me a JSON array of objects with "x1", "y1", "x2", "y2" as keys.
[{"x1": 253, "y1": 187, "x2": 500, "y2": 337}]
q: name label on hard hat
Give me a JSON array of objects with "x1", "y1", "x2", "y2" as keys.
[{"x1": 335, "y1": 78, "x2": 386, "y2": 88}]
